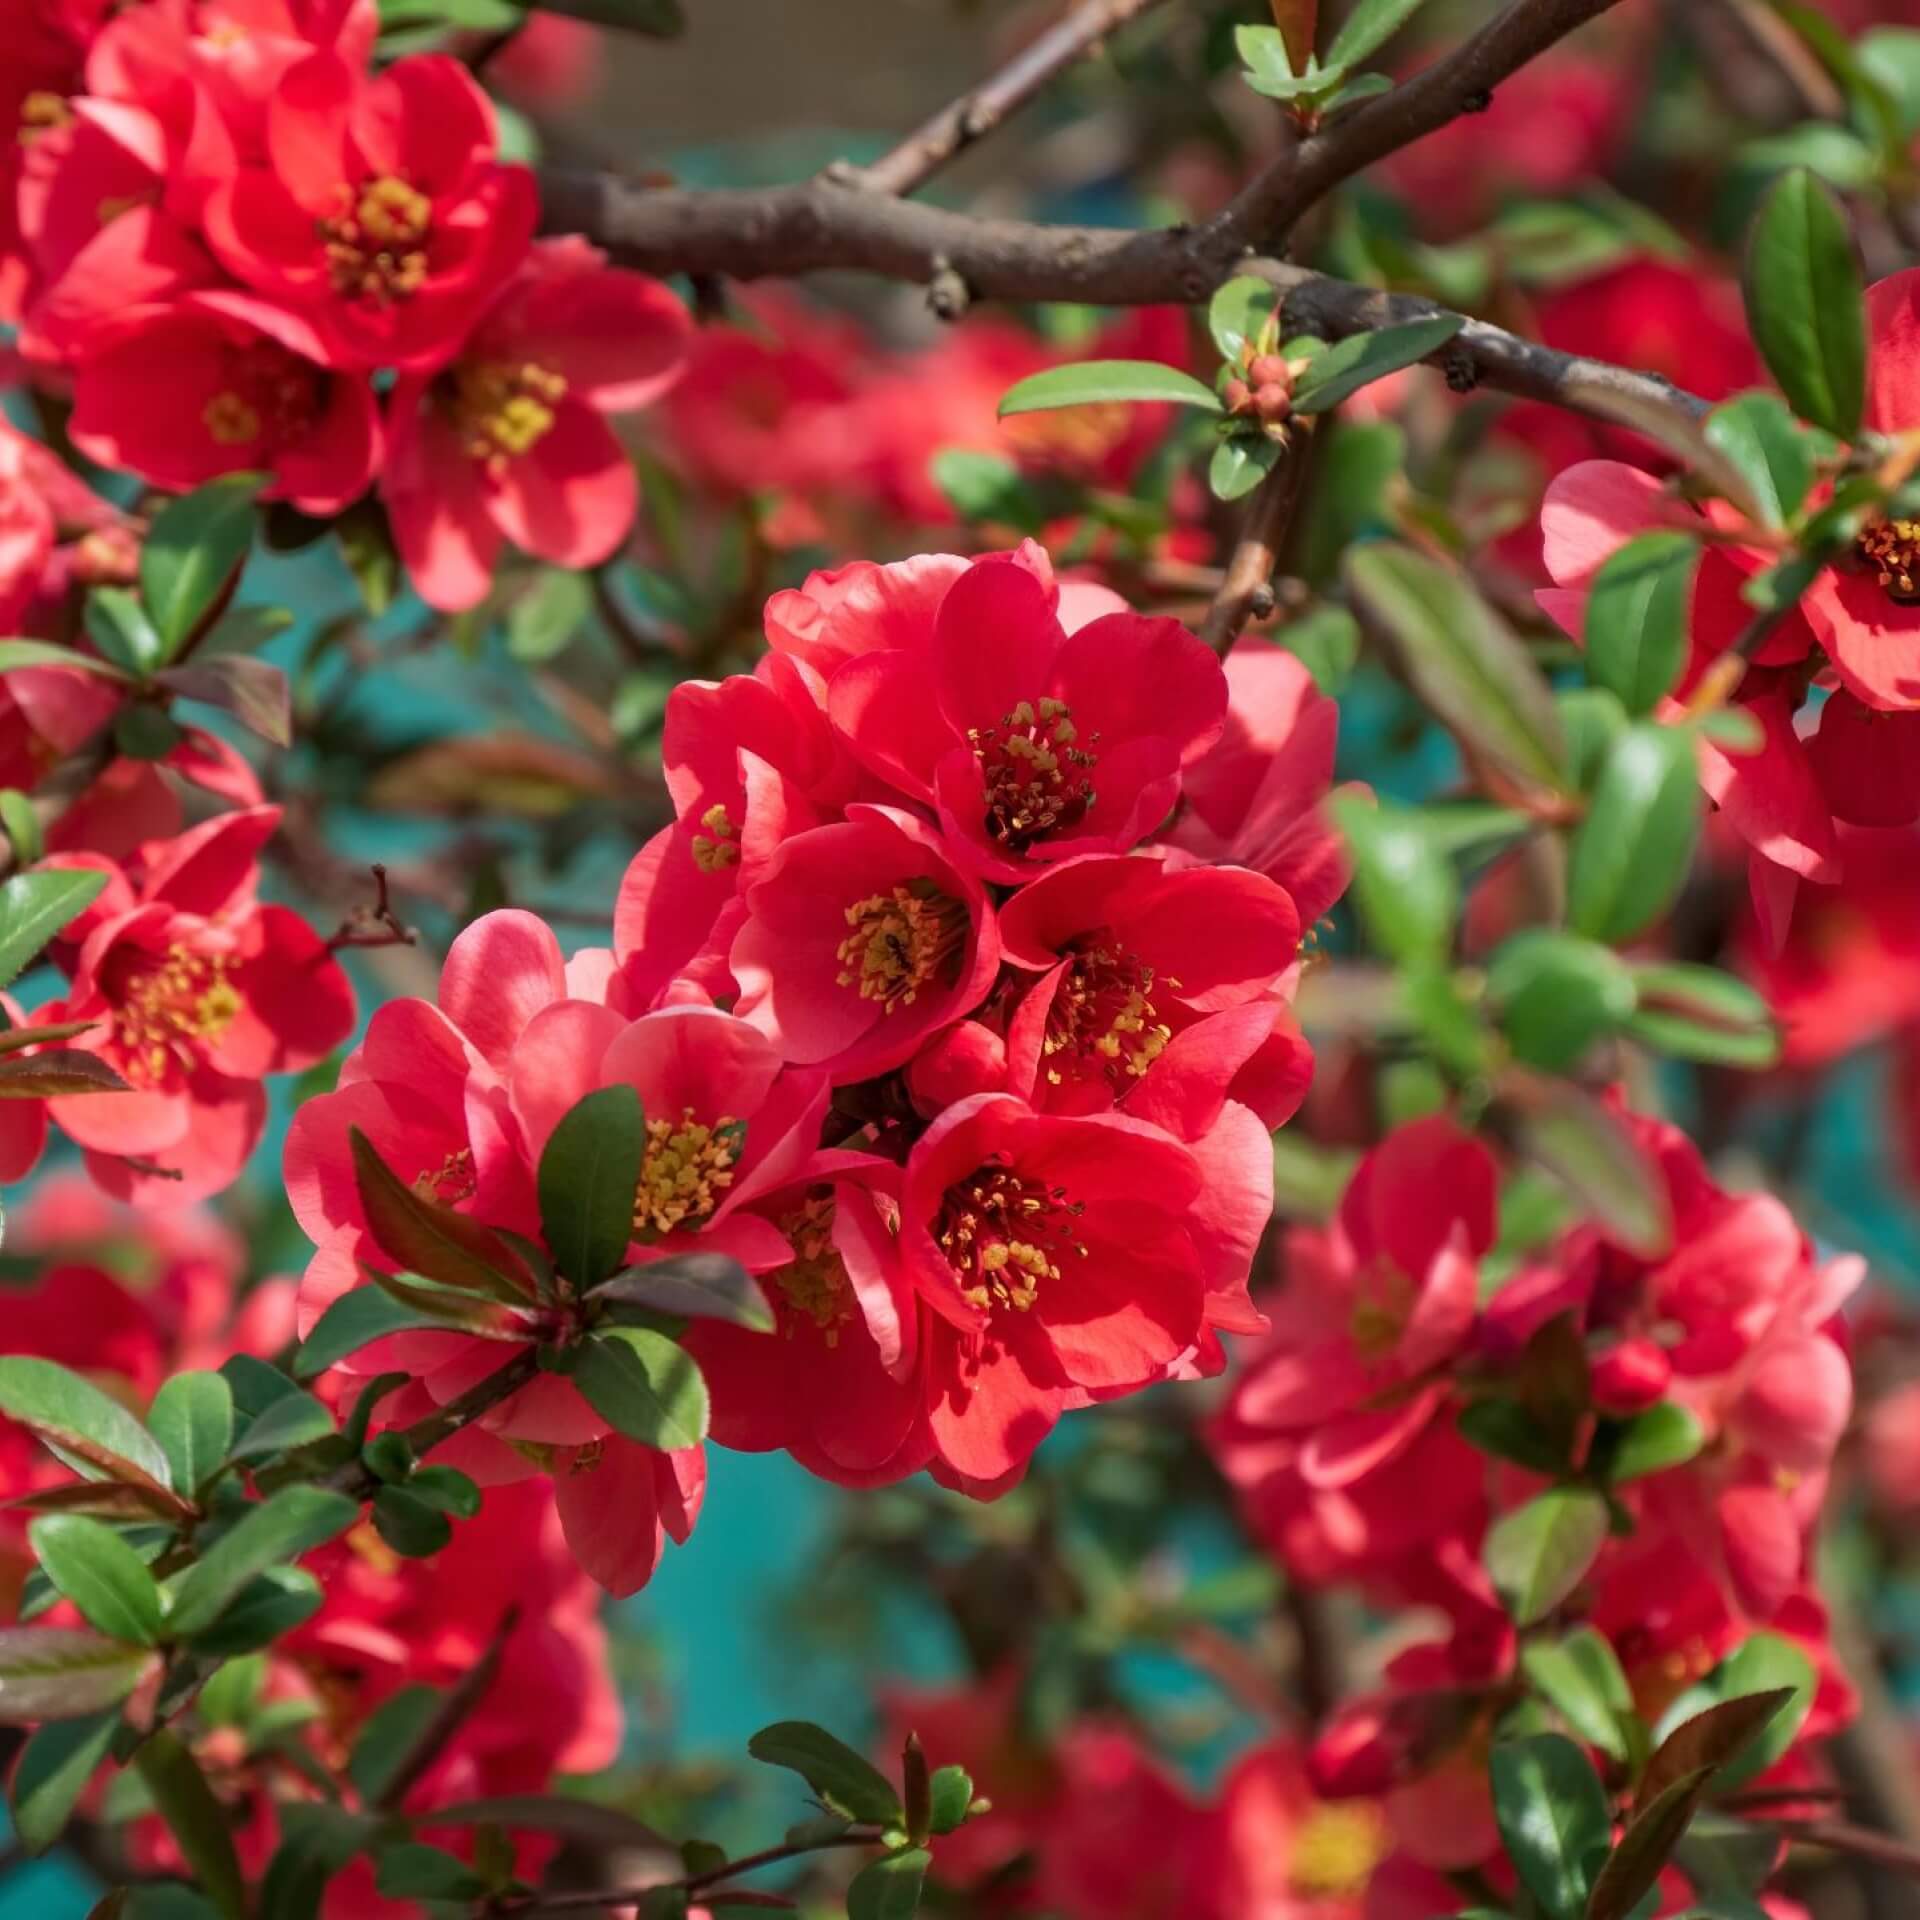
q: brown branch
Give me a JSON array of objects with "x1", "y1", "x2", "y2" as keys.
[
  {"x1": 491, "y1": 1830, "x2": 883, "y2": 1915},
  {"x1": 855, "y1": 0, "x2": 1172, "y2": 199},
  {"x1": 1198, "y1": 438, "x2": 1313, "y2": 656},
  {"x1": 375, "y1": 1607, "x2": 520, "y2": 1812},
  {"x1": 1771, "y1": 1818, "x2": 1920, "y2": 1881}
]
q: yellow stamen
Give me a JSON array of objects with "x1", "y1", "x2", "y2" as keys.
[
  {"x1": 633, "y1": 1106, "x2": 742, "y2": 1239},
  {"x1": 834, "y1": 883, "x2": 966, "y2": 1012}
]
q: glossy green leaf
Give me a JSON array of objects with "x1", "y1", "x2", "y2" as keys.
[
  {"x1": 0, "y1": 1627, "x2": 156, "y2": 1723},
  {"x1": 166, "y1": 1487, "x2": 358, "y2": 1639},
  {"x1": 1506, "y1": 1078, "x2": 1674, "y2": 1258},
  {"x1": 0, "y1": 868, "x2": 109, "y2": 993},
  {"x1": 348, "y1": 1684, "x2": 440, "y2": 1804},
  {"x1": 1655, "y1": 1637, "x2": 1814, "y2": 1797},
  {"x1": 350, "y1": 1126, "x2": 536, "y2": 1303},
  {"x1": 1489, "y1": 1733, "x2": 1612, "y2": 1920},
  {"x1": 0, "y1": 638, "x2": 131, "y2": 681},
  {"x1": 406, "y1": 1465, "x2": 482, "y2": 1519},
  {"x1": 506, "y1": 568, "x2": 593, "y2": 663},
  {"x1": 1292, "y1": 316, "x2": 1463, "y2": 415},
  {"x1": 11, "y1": 1709, "x2": 118, "y2": 1854},
  {"x1": 372, "y1": 1486, "x2": 452, "y2": 1558},
  {"x1": 1703, "y1": 392, "x2": 1817, "y2": 529},
  {"x1": 1521, "y1": 1628, "x2": 1634, "y2": 1763},
  {"x1": 1625, "y1": 964, "x2": 1779, "y2": 1069},
  {"x1": 1487, "y1": 931, "x2": 1636, "y2": 1073},
  {"x1": 1584, "y1": 532, "x2": 1698, "y2": 716},
  {"x1": 1324, "y1": 0, "x2": 1432, "y2": 69},
  {"x1": 28, "y1": 1515, "x2": 162, "y2": 1646},
  {"x1": 748, "y1": 1719, "x2": 905, "y2": 1825},
  {"x1": 928, "y1": 1764, "x2": 975, "y2": 1835},
  {"x1": 998, "y1": 360, "x2": 1224, "y2": 418},
  {"x1": 1210, "y1": 434, "x2": 1282, "y2": 501},
  {"x1": 598, "y1": 1253, "x2": 772, "y2": 1332},
  {"x1": 1606, "y1": 1403, "x2": 1705, "y2": 1483},
  {"x1": 85, "y1": 588, "x2": 166, "y2": 679},
  {"x1": 141, "y1": 475, "x2": 266, "y2": 661},
  {"x1": 538, "y1": 1083, "x2": 644, "y2": 1287},
  {"x1": 569, "y1": 1327, "x2": 710, "y2": 1450},
  {"x1": 1742, "y1": 168, "x2": 1865, "y2": 439},
  {"x1": 929, "y1": 450, "x2": 1045, "y2": 534},
  {"x1": 137, "y1": 1732, "x2": 247, "y2": 1919},
  {"x1": 225, "y1": 1388, "x2": 335, "y2": 1464},
  {"x1": 1329, "y1": 795, "x2": 1456, "y2": 968},
  {"x1": 182, "y1": 1566, "x2": 324, "y2": 1657},
  {"x1": 847, "y1": 1848, "x2": 930, "y2": 1920},
  {"x1": 292, "y1": 1288, "x2": 449, "y2": 1381},
  {"x1": 1567, "y1": 724, "x2": 1700, "y2": 943},
  {"x1": 1484, "y1": 1488, "x2": 1610, "y2": 1627},
  {"x1": 374, "y1": 1843, "x2": 490, "y2": 1901},
  {"x1": 1586, "y1": 1766, "x2": 1715, "y2": 1920},
  {"x1": 0, "y1": 1354, "x2": 175, "y2": 1496},
  {"x1": 1346, "y1": 542, "x2": 1569, "y2": 797},
  {"x1": 1208, "y1": 274, "x2": 1281, "y2": 362}
]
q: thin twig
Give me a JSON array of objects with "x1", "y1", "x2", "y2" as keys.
[
  {"x1": 324, "y1": 863, "x2": 418, "y2": 955},
  {"x1": 1771, "y1": 1818, "x2": 1920, "y2": 1880},
  {"x1": 376, "y1": 1607, "x2": 521, "y2": 1812},
  {"x1": 491, "y1": 1830, "x2": 883, "y2": 1915},
  {"x1": 1198, "y1": 440, "x2": 1313, "y2": 656},
  {"x1": 856, "y1": 0, "x2": 1172, "y2": 199},
  {"x1": 322, "y1": 1351, "x2": 542, "y2": 1503}
]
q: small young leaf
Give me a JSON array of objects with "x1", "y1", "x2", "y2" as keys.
[
  {"x1": 1487, "y1": 931, "x2": 1636, "y2": 1073},
  {"x1": 1520, "y1": 1629, "x2": 1633, "y2": 1763},
  {"x1": 1583, "y1": 532, "x2": 1698, "y2": 716},
  {"x1": 1703, "y1": 392, "x2": 1818, "y2": 529},
  {"x1": 569, "y1": 1328, "x2": 710, "y2": 1450},
  {"x1": 1210, "y1": 435, "x2": 1283, "y2": 501},
  {"x1": 28, "y1": 1515, "x2": 163, "y2": 1646},
  {"x1": 350, "y1": 1127, "x2": 536, "y2": 1303},
  {"x1": 998, "y1": 360, "x2": 1224, "y2": 418},
  {"x1": 927, "y1": 1764, "x2": 975, "y2": 1835},
  {"x1": 538, "y1": 1083, "x2": 644, "y2": 1287},
  {"x1": 1208, "y1": 274, "x2": 1281, "y2": 362},
  {"x1": 86, "y1": 588, "x2": 166, "y2": 678},
  {"x1": 1605, "y1": 1403, "x2": 1705, "y2": 1483},
  {"x1": 847, "y1": 1848, "x2": 930, "y2": 1920},
  {"x1": 1742, "y1": 168, "x2": 1866, "y2": 439},
  {"x1": 1641, "y1": 1687, "x2": 1795, "y2": 1811},
  {"x1": 1484, "y1": 1488, "x2": 1610, "y2": 1626},
  {"x1": 1585, "y1": 1767, "x2": 1715, "y2": 1920},
  {"x1": 1654, "y1": 1635, "x2": 1815, "y2": 1797},
  {"x1": 1323, "y1": 0, "x2": 1432, "y2": 70},
  {"x1": 1291, "y1": 315, "x2": 1464, "y2": 415},
  {"x1": 372, "y1": 1486, "x2": 453, "y2": 1558},
  {"x1": 748, "y1": 1719, "x2": 905, "y2": 1825},
  {"x1": 141, "y1": 475, "x2": 266, "y2": 660},
  {"x1": 0, "y1": 868, "x2": 110, "y2": 993}
]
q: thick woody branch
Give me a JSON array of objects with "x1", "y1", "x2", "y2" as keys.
[{"x1": 856, "y1": 0, "x2": 1172, "y2": 199}]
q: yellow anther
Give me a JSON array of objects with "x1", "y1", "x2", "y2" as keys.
[
  {"x1": 633, "y1": 1106, "x2": 742, "y2": 1238},
  {"x1": 834, "y1": 883, "x2": 965, "y2": 1012}
]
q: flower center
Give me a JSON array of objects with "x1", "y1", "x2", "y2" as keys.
[
  {"x1": 411, "y1": 1147, "x2": 476, "y2": 1209},
  {"x1": 1859, "y1": 517, "x2": 1920, "y2": 601},
  {"x1": 633, "y1": 1107, "x2": 743, "y2": 1239},
  {"x1": 321, "y1": 175, "x2": 432, "y2": 307},
  {"x1": 1348, "y1": 1260, "x2": 1414, "y2": 1362},
  {"x1": 17, "y1": 91, "x2": 73, "y2": 145},
  {"x1": 1044, "y1": 938, "x2": 1175, "y2": 1087},
  {"x1": 113, "y1": 942, "x2": 240, "y2": 1087},
  {"x1": 689, "y1": 803, "x2": 740, "y2": 874},
  {"x1": 201, "y1": 339, "x2": 323, "y2": 451},
  {"x1": 937, "y1": 1162, "x2": 1087, "y2": 1314},
  {"x1": 770, "y1": 1192, "x2": 853, "y2": 1343},
  {"x1": 968, "y1": 697, "x2": 1099, "y2": 852},
  {"x1": 1286, "y1": 1802, "x2": 1388, "y2": 1899},
  {"x1": 448, "y1": 358, "x2": 569, "y2": 476},
  {"x1": 835, "y1": 882, "x2": 966, "y2": 1013}
]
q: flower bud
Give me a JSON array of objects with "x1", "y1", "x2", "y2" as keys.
[
  {"x1": 1590, "y1": 1335, "x2": 1670, "y2": 1415},
  {"x1": 1254, "y1": 382, "x2": 1292, "y2": 422},
  {"x1": 1222, "y1": 377, "x2": 1253, "y2": 415},
  {"x1": 1248, "y1": 353, "x2": 1289, "y2": 387}
]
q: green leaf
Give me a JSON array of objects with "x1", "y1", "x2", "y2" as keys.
[
  {"x1": 1292, "y1": 316, "x2": 1464, "y2": 416},
  {"x1": 1522, "y1": 1628, "x2": 1634, "y2": 1763},
  {"x1": 1210, "y1": 434, "x2": 1283, "y2": 501},
  {"x1": 423, "y1": 1795, "x2": 672, "y2": 1851},
  {"x1": 1625, "y1": 964, "x2": 1779, "y2": 1069},
  {"x1": 1558, "y1": 687, "x2": 1629, "y2": 793},
  {"x1": 406, "y1": 1465, "x2": 482, "y2": 1519},
  {"x1": 85, "y1": 588, "x2": 166, "y2": 679},
  {"x1": 998, "y1": 360, "x2": 1224, "y2": 418},
  {"x1": 1324, "y1": 0, "x2": 1431, "y2": 69},
  {"x1": 154, "y1": 657, "x2": 292, "y2": 748},
  {"x1": 1606, "y1": 1403, "x2": 1705, "y2": 1483},
  {"x1": 0, "y1": 1627, "x2": 157, "y2": 1722},
  {"x1": 1703, "y1": 392, "x2": 1818, "y2": 530},
  {"x1": 372, "y1": 1486, "x2": 452, "y2": 1558},
  {"x1": 1208, "y1": 275, "x2": 1281, "y2": 362},
  {"x1": 0, "y1": 1353, "x2": 176, "y2": 1496},
  {"x1": 1742, "y1": 168, "x2": 1865, "y2": 439},
  {"x1": 1484, "y1": 1488, "x2": 1610, "y2": 1627},
  {"x1": 506, "y1": 569, "x2": 593, "y2": 663},
  {"x1": 182, "y1": 1566, "x2": 324, "y2": 1657},
  {"x1": 374, "y1": 1843, "x2": 490, "y2": 1901},
  {"x1": 28, "y1": 1515, "x2": 162, "y2": 1646},
  {"x1": 225, "y1": 1388, "x2": 335, "y2": 1464},
  {"x1": 1586, "y1": 1767, "x2": 1716, "y2": 1920},
  {"x1": 1583, "y1": 532, "x2": 1698, "y2": 716},
  {"x1": 1329, "y1": 795, "x2": 1456, "y2": 968},
  {"x1": 1489, "y1": 1733, "x2": 1612, "y2": 1920},
  {"x1": 1487, "y1": 931, "x2": 1636, "y2": 1073},
  {"x1": 1458, "y1": 1399, "x2": 1568, "y2": 1476},
  {"x1": 538, "y1": 1083, "x2": 644, "y2": 1287},
  {"x1": 847, "y1": 1848, "x2": 930, "y2": 1920},
  {"x1": 113, "y1": 703, "x2": 182, "y2": 763},
  {"x1": 929, "y1": 450, "x2": 1045, "y2": 534},
  {"x1": 141, "y1": 475, "x2": 266, "y2": 662},
  {"x1": 292, "y1": 1289, "x2": 448, "y2": 1381},
  {"x1": 927, "y1": 1764, "x2": 974, "y2": 1835},
  {"x1": 1567, "y1": 724, "x2": 1700, "y2": 943},
  {"x1": 348, "y1": 1684, "x2": 441, "y2": 1804},
  {"x1": 1275, "y1": 605, "x2": 1361, "y2": 694},
  {"x1": 1346, "y1": 541, "x2": 1569, "y2": 798},
  {"x1": 598, "y1": 1253, "x2": 772, "y2": 1332},
  {"x1": 135, "y1": 1731, "x2": 248, "y2": 1920},
  {"x1": 1654, "y1": 1636, "x2": 1814, "y2": 1797},
  {"x1": 1860, "y1": 27, "x2": 1920, "y2": 136},
  {"x1": 0, "y1": 1050, "x2": 129, "y2": 1098},
  {"x1": 1297, "y1": 419, "x2": 1403, "y2": 586},
  {"x1": 0, "y1": 868, "x2": 109, "y2": 993},
  {"x1": 0, "y1": 789, "x2": 41, "y2": 867},
  {"x1": 145, "y1": 1375, "x2": 234, "y2": 1500},
  {"x1": 166, "y1": 1487, "x2": 358, "y2": 1639},
  {"x1": 1505, "y1": 1078, "x2": 1674, "y2": 1259},
  {"x1": 569, "y1": 1327, "x2": 709, "y2": 1450},
  {"x1": 11, "y1": 1709, "x2": 118, "y2": 1853},
  {"x1": 0, "y1": 638, "x2": 132, "y2": 681},
  {"x1": 748, "y1": 1719, "x2": 905, "y2": 1825},
  {"x1": 350, "y1": 1127, "x2": 536, "y2": 1303}
]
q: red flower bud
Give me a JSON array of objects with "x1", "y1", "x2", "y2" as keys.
[
  {"x1": 1591, "y1": 1336, "x2": 1671, "y2": 1415},
  {"x1": 1254, "y1": 382, "x2": 1292, "y2": 422},
  {"x1": 1222, "y1": 377, "x2": 1253, "y2": 414},
  {"x1": 1248, "y1": 354, "x2": 1289, "y2": 388}
]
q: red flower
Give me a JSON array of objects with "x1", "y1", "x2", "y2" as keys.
[
  {"x1": 69, "y1": 291, "x2": 378, "y2": 513},
  {"x1": 732, "y1": 806, "x2": 1000, "y2": 1083},
  {"x1": 902, "y1": 1092, "x2": 1215, "y2": 1487},
  {"x1": 383, "y1": 237, "x2": 690, "y2": 611},
  {"x1": 828, "y1": 548, "x2": 1226, "y2": 882},
  {"x1": 35, "y1": 806, "x2": 355, "y2": 1202},
  {"x1": 202, "y1": 49, "x2": 534, "y2": 370}
]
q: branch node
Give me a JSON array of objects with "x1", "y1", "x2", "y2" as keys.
[
  {"x1": 927, "y1": 258, "x2": 972, "y2": 321},
  {"x1": 1443, "y1": 347, "x2": 1480, "y2": 393},
  {"x1": 1462, "y1": 86, "x2": 1494, "y2": 113}
]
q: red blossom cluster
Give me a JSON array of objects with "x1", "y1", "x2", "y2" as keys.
[
  {"x1": 1212, "y1": 1110, "x2": 1859, "y2": 1898},
  {"x1": 284, "y1": 542, "x2": 1339, "y2": 1588},
  {"x1": 4, "y1": 0, "x2": 690, "y2": 612}
]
